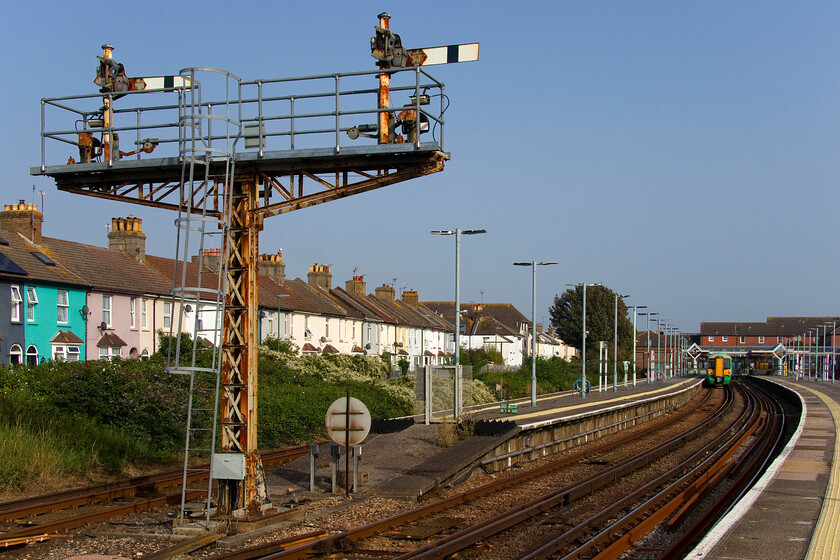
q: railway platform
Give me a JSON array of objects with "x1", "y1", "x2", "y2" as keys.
[
  {"x1": 267, "y1": 377, "x2": 699, "y2": 501},
  {"x1": 689, "y1": 377, "x2": 840, "y2": 560}
]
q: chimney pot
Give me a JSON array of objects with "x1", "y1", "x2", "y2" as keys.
[{"x1": 107, "y1": 216, "x2": 145, "y2": 261}]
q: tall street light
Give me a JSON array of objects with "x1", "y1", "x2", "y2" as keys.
[
  {"x1": 567, "y1": 283, "x2": 602, "y2": 398},
  {"x1": 640, "y1": 312, "x2": 657, "y2": 383},
  {"x1": 431, "y1": 228, "x2": 486, "y2": 417},
  {"x1": 514, "y1": 260, "x2": 558, "y2": 407},
  {"x1": 654, "y1": 317, "x2": 667, "y2": 381},
  {"x1": 631, "y1": 305, "x2": 646, "y2": 386},
  {"x1": 614, "y1": 293, "x2": 630, "y2": 391}
]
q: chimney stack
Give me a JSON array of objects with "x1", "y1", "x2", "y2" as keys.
[
  {"x1": 107, "y1": 216, "x2": 145, "y2": 261},
  {"x1": 190, "y1": 248, "x2": 223, "y2": 270},
  {"x1": 259, "y1": 250, "x2": 286, "y2": 285},
  {"x1": 402, "y1": 290, "x2": 419, "y2": 306},
  {"x1": 307, "y1": 263, "x2": 332, "y2": 289},
  {"x1": 345, "y1": 274, "x2": 367, "y2": 296},
  {"x1": 0, "y1": 202, "x2": 43, "y2": 244},
  {"x1": 374, "y1": 284, "x2": 395, "y2": 302}
]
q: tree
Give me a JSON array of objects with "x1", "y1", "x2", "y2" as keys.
[{"x1": 549, "y1": 285, "x2": 635, "y2": 361}]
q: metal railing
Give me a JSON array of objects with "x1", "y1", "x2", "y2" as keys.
[{"x1": 38, "y1": 66, "x2": 446, "y2": 171}]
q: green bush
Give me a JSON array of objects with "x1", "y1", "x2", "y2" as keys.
[
  {"x1": 0, "y1": 336, "x2": 418, "y2": 493},
  {"x1": 474, "y1": 356, "x2": 580, "y2": 400},
  {"x1": 256, "y1": 347, "x2": 414, "y2": 447}
]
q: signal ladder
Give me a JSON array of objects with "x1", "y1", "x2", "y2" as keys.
[{"x1": 165, "y1": 67, "x2": 242, "y2": 528}]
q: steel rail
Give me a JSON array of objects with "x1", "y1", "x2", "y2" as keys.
[
  {"x1": 568, "y1": 384, "x2": 765, "y2": 559},
  {"x1": 210, "y1": 388, "x2": 719, "y2": 559},
  {"x1": 0, "y1": 446, "x2": 307, "y2": 525},
  {"x1": 1, "y1": 489, "x2": 206, "y2": 542},
  {"x1": 393, "y1": 386, "x2": 740, "y2": 560},
  {"x1": 658, "y1": 381, "x2": 786, "y2": 559},
  {"x1": 529, "y1": 382, "x2": 776, "y2": 560}
]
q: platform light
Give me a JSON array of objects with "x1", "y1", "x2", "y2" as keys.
[
  {"x1": 431, "y1": 228, "x2": 486, "y2": 417},
  {"x1": 514, "y1": 261, "x2": 558, "y2": 407},
  {"x1": 567, "y1": 283, "x2": 601, "y2": 398}
]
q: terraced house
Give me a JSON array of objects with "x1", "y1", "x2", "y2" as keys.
[
  {"x1": 1, "y1": 203, "x2": 559, "y2": 370},
  {"x1": 0, "y1": 203, "x2": 88, "y2": 365}
]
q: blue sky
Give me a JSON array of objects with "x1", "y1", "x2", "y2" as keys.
[{"x1": 2, "y1": 1, "x2": 838, "y2": 333}]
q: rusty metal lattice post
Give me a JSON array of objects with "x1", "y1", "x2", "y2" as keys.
[
  {"x1": 377, "y1": 13, "x2": 391, "y2": 144},
  {"x1": 218, "y1": 175, "x2": 267, "y2": 514}
]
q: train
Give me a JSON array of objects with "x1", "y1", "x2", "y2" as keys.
[{"x1": 706, "y1": 352, "x2": 733, "y2": 386}]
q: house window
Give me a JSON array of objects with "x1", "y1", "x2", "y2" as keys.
[
  {"x1": 721, "y1": 336, "x2": 728, "y2": 342},
  {"x1": 99, "y1": 346, "x2": 121, "y2": 361},
  {"x1": 27, "y1": 287, "x2": 38, "y2": 322},
  {"x1": 26, "y1": 345, "x2": 38, "y2": 366},
  {"x1": 57, "y1": 290, "x2": 69, "y2": 323},
  {"x1": 758, "y1": 336, "x2": 765, "y2": 344},
  {"x1": 10, "y1": 285, "x2": 22, "y2": 322},
  {"x1": 140, "y1": 348, "x2": 150, "y2": 360},
  {"x1": 102, "y1": 295, "x2": 111, "y2": 326},
  {"x1": 739, "y1": 336, "x2": 745, "y2": 344},
  {"x1": 304, "y1": 316, "x2": 312, "y2": 339},
  {"x1": 325, "y1": 319, "x2": 330, "y2": 339},
  {"x1": 141, "y1": 298, "x2": 147, "y2": 329},
  {"x1": 54, "y1": 345, "x2": 81, "y2": 362},
  {"x1": 9, "y1": 344, "x2": 22, "y2": 365},
  {"x1": 707, "y1": 336, "x2": 713, "y2": 342},
  {"x1": 129, "y1": 297, "x2": 136, "y2": 328},
  {"x1": 163, "y1": 301, "x2": 172, "y2": 329}
]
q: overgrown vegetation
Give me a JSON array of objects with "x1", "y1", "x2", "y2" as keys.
[
  {"x1": 0, "y1": 331, "x2": 582, "y2": 496},
  {"x1": 474, "y1": 356, "x2": 581, "y2": 399},
  {"x1": 436, "y1": 414, "x2": 476, "y2": 447},
  {"x1": 0, "y1": 334, "x2": 415, "y2": 495}
]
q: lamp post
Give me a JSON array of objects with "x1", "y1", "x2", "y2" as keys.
[
  {"x1": 644, "y1": 312, "x2": 658, "y2": 383},
  {"x1": 514, "y1": 261, "x2": 558, "y2": 407},
  {"x1": 613, "y1": 294, "x2": 629, "y2": 391},
  {"x1": 567, "y1": 283, "x2": 601, "y2": 398},
  {"x1": 827, "y1": 326, "x2": 832, "y2": 381},
  {"x1": 669, "y1": 327, "x2": 679, "y2": 377},
  {"x1": 829, "y1": 321, "x2": 837, "y2": 385},
  {"x1": 654, "y1": 317, "x2": 667, "y2": 381},
  {"x1": 632, "y1": 306, "x2": 646, "y2": 387},
  {"x1": 431, "y1": 228, "x2": 486, "y2": 417}
]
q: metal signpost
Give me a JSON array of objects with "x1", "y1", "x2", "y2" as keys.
[{"x1": 325, "y1": 394, "x2": 371, "y2": 497}]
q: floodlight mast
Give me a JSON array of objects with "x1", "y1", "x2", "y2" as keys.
[{"x1": 34, "y1": 14, "x2": 479, "y2": 519}]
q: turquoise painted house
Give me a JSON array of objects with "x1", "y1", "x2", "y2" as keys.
[
  {"x1": 22, "y1": 280, "x2": 88, "y2": 363},
  {"x1": 0, "y1": 204, "x2": 89, "y2": 364}
]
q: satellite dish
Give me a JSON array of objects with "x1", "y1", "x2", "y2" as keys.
[
  {"x1": 320, "y1": 336, "x2": 327, "y2": 343},
  {"x1": 365, "y1": 343, "x2": 371, "y2": 350},
  {"x1": 99, "y1": 321, "x2": 107, "y2": 331},
  {"x1": 184, "y1": 304, "x2": 193, "y2": 312}
]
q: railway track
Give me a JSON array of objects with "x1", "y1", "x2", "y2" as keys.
[
  {"x1": 201, "y1": 386, "x2": 730, "y2": 559},
  {"x1": 0, "y1": 446, "x2": 309, "y2": 547},
  {"x1": 201, "y1": 382, "x2": 786, "y2": 560},
  {"x1": 2, "y1": 382, "x2": 788, "y2": 559}
]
